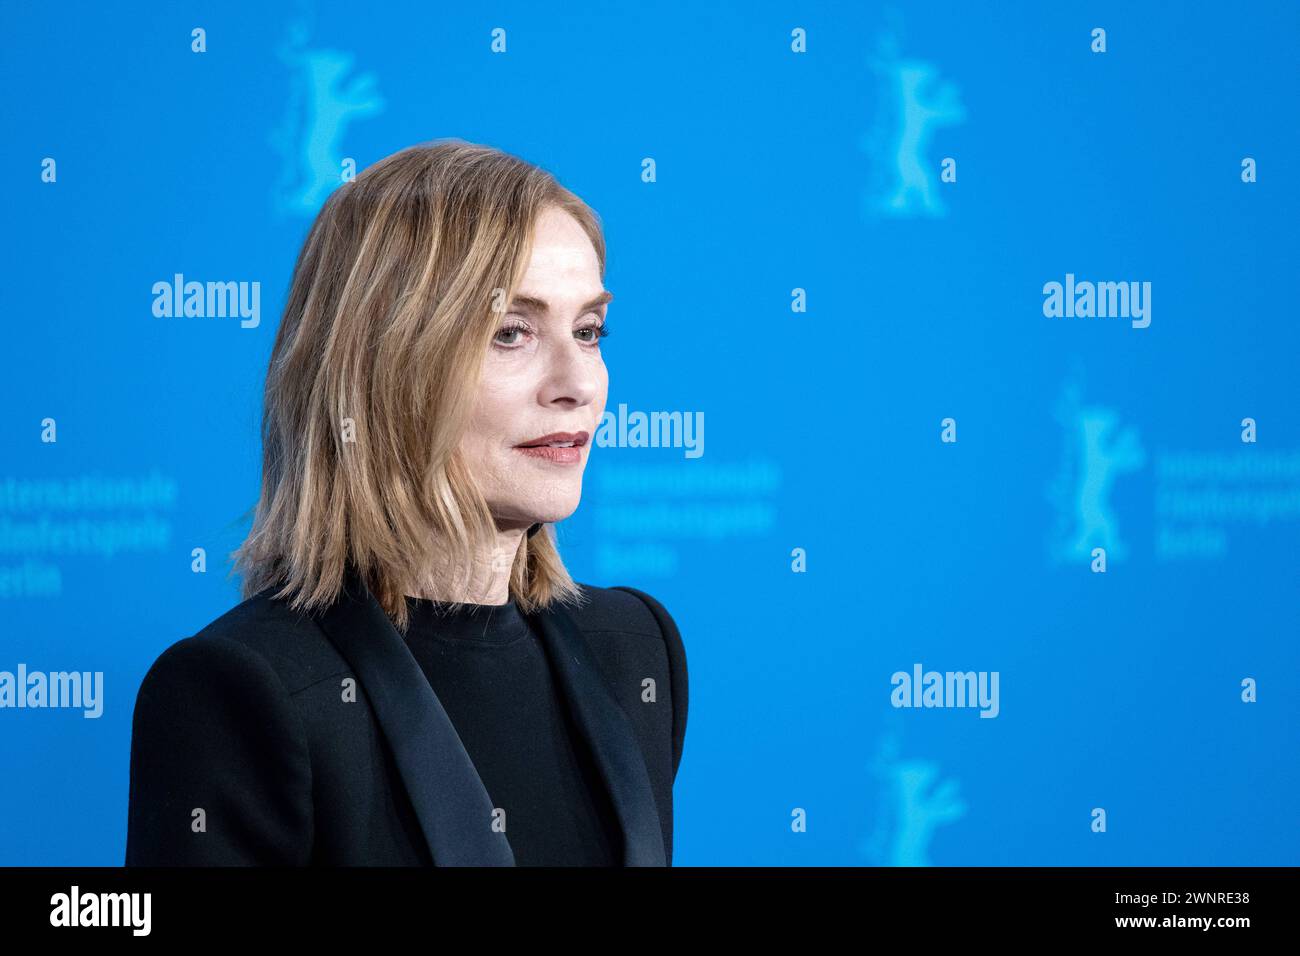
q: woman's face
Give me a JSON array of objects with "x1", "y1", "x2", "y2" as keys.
[{"x1": 459, "y1": 205, "x2": 610, "y2": 533}]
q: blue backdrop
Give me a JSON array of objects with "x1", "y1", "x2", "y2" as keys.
[{"x1": 2, "y1": 0, "x2": 1297, "y2": 866}]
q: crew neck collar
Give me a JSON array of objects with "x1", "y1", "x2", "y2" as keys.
[{"x1": 402, "y1": 594, "x2": 528, "y2": 644}]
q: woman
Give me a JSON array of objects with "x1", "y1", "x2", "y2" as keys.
[{"x1": 124, "y1": 140, "x2": 688, "y2": 867}]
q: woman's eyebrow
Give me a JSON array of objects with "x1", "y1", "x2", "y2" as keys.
[{"x1": 509, "y1": 290, "x2": 614, "y2": 314}]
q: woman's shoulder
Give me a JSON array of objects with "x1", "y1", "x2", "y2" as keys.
[
  {"x1": 604, "y1": 583, "x2": 685, "y2": 674},
  {"x1": 574, "y1": 584, "x2": 688, "y2": 777},
  {"x1": 569, "y1": 584, "x2": 686, "y2": 706},
  {"x1": 567, "y1": 583, "x2": 681, "y2": 645},
  {"x1": 137, "y1": 587, "x2": 345, "y2": 703}
]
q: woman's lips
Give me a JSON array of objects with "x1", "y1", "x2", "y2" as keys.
[{"x1": 514, "y1": 444, "x2": 582, "y2": 464}]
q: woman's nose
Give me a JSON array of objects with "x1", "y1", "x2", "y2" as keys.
[{"x1": 541, "y1": 339, "x2": 602, "y2": 407}]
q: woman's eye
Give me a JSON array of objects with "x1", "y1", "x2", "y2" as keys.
[
  {"x1": 577, "y1": 322, "x2": 610, "y2": 345},
  {"x1": 494, "y1": 323, "x2": 530, "y2": 347},
  {"x1": 494, "y1": 320, "x2": 608, "y2": 349}
]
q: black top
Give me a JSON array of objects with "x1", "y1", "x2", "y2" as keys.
[
  {"x1": 399, "y1": 594, "x2": 621, "y2": 866},
  {"x1": 125, "y1": 572, "x2": 681, "y2": 867}
]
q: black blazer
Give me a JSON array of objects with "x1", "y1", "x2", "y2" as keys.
[{"x1": 124, "y1": 566, "x2": 687, "y2": 866}]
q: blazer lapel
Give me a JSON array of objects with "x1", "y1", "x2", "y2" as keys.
[
  {"x1": 311, "y1": 565, "x2": 667, "y2": 867},
  {"x1": 527, "y1": 602, "x2": 668, "y2": 866},
  {"x1": 312, "y1": 566, "x2": 515, "y2": 866}
]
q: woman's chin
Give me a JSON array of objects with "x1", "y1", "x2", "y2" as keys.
[{"x1": 496, "y1": 501, "x2": 581, "y2": 529}]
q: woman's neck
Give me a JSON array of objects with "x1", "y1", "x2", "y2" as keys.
[{"x1": 406, "y1": 525, "x2": 526, "y2": 604}]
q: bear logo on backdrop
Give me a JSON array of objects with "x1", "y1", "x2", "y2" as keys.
[
  {"x1": 858, "y1": 21, "x2": 967, "y2": 220},
  {"x1": 270, "y1": 2, "x2": 386, "y2": 219}
]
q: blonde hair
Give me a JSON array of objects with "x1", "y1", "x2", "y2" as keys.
[{"x1": 230, "y1": 139, "x2": 604, "y2": 633}]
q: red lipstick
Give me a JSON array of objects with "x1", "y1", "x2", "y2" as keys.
[{"x1": 514, "y1": 431, "x2": 589, "y2": 465}]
